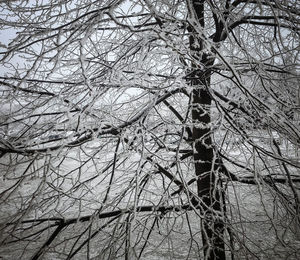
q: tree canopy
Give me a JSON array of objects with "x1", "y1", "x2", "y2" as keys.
[{"x1": 0, "y1": 0, "x2": 299, "y2": 259}]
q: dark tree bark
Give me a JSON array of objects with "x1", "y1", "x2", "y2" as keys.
[{"x1": 189, "y1": 1, "x2": 226, "y2": 259}]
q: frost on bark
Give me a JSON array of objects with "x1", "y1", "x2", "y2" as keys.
[
  {"x1": 188, "y1": 1, "x2": 226, "y2": 258},
  {"x1": 190, "y1": 73, "x2": 226, "y2": 260}
]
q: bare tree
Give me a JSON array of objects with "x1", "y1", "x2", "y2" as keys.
[{"x1": 0, "y1": 0, "x2": 299, "y2": 259}]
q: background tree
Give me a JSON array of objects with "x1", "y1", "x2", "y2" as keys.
[{"x1": 0, "y1": 0, "x2": 299, "y2": 259}]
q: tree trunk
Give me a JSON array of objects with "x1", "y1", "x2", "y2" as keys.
[
  {"x1": 188, "y1": 1, "x2": 226, "y2": 259},
  {"x1": 191, "y1": 78, "x2": 226, "y2": 260}
]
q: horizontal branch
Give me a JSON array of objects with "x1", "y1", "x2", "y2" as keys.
[
  {"x1": 7, "y1": 204, "x2": 192, "y2": 227},
  {"x1": 231, "y1": 0, "x2": 300, "y2": 16},
  {"x1": 219, "y1": 13, "x2": 299, "y2": 41}
]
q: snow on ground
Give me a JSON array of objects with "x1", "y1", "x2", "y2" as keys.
[{"x1": 1, "y1": 130, "x2": 300, "y2": 259}]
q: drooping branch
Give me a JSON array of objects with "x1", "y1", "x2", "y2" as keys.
[{"x1": 0, "y1": 87, "x2": 186, "y2": 155}]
